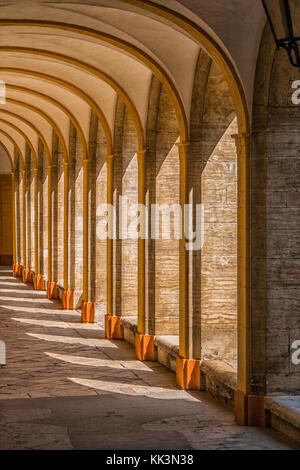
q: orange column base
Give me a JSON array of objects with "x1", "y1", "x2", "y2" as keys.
[
  {"x1": 81, "y1": 302, "x2": 95, "y2": 323},
  {"x1": 62, "y1": 290, "x2": 74, "y2": 310},
  {"x1": 33, "y1": 274, "x2": 44, "y2": 291},
  {"x1": 13, "y1": 263, "x2": 21, "y2": 277},
  {"x1": 234, "y1": 390, "x2": 266, "y2": 427},
  {"x1": 47, "y1": 281, "x2": 58, "y2": 299},
  {"x1": 135, "y1": 334, "x2": 155, "y2": 361},
  {"x1": 176, "y1": 357, "x2": 201, "y2": 390},
  {"x1": 105, "y1": 315, "x2": 121, "y2": 339},
  {"x1": 22, "y1": 268, "x2": 31, "y2": 284}
]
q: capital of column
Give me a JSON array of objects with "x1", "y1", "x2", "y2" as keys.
[
  {"x1": 46, "y1": 166, "x2": 53, "y2": 179},
  {"x1": 176, "y1": 141, "x2": 190, "y2": 161},
  {"x1": 136, "y1": 149, "x2": 147, "y2": 159},
  {"x1": 176, "y1": 141, "x2": 190, "y2": 150},
  {"x1": 62, "y1": 161, "x2": 69, "y2": 168},
  {"x1": 82, "y1": 159, "x2": 89, "y2": 168},
  {"x1": 33, "y1": 168, "x2": 38, "y2": 176},
  {"x1": 105, "y1": 154, "x2": 114, "y2": 161},
  {"x1": 231, "y1": 133, "x2": 250, "y2": 154},
  {"x1": 231, "y1": 132, "x2": 250, "y2": 140}
]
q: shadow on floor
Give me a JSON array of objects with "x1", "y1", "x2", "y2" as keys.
[{"x1": 0, "y1": 267, "x2": 298, "y2": 450}]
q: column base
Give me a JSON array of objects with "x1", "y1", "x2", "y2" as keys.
[
  {"x1": 22, "y1": 268, "x2": 31, "y2": 284},
  {"x1": 234, "y1": 390, "x2": 266, "y2": 427},
  {"x1": 135, "y1": 334, "x2": 155, "y2": 361},
  {"x1": 176, "y1": 357, "x2": 201, "y2": 390},
  {"x1": 13, "y1": 263, "x2": 21, "y2": 277},
  {"x1": 33, "y1": 274, "x2": 44, "y2": 291},
  {"x1": 81, "y1": 302, "x2": 95, "y2": 323},
  {"x1": 62, "y1": 290, "x2": 74, "y2": 310},
  {"x1": 47, "y1": 281, "x2": 58, "y2": 300},
  {"x1": 105, "y1": 315, "x2": 121, "y2": 339}
]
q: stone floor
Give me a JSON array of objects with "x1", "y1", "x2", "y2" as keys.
[{"x1": 0, "y1": 267, "x2": 298, "y2": 450}]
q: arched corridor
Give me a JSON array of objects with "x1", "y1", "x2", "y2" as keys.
[{"x1": 0, "y1": 0, "x2": 299, "y2": 451}]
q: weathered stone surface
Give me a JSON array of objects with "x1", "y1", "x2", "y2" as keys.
[{"x1": 250, "y1": 28, "x2": 300, "y2": 395}]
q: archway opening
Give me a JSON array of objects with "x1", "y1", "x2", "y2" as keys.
[{"x1": 0, "y1": 144, "x2": 13, "y2": 265}]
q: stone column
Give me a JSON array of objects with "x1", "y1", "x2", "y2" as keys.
[
  {"x1": 14, "y1": 165, "x2": 22, "y2": 277},
  {"x1": 33, "y1": 167, "x2": 43, "y2": 290},
  {"x1": 175, "y1": 142, "x2": 202, "y2": 390},
  {"x1": 46, "y1": 165, "x2": 57, "y2": 299},
  {"x1": 62, "y1": 161, "x2": 73, "y2": 309},
  {"x1": 232, "y1": 132, "x2": 265, "y2": 427},
  {"x1": 81, "y1": 158, "x2": 95, "y2": 323},
  {"x1": 135, "y1": 149, "x2": 155, "y2": 361},
  {"x1": 11, "y1": 171, "x2": 18, "y2": 276},
  {"x1": 105, "y1": 154, "x2": 121, "y2": 338},
  {"x1": 21, "y1": 169, "x2": 31, "y2": 283}
]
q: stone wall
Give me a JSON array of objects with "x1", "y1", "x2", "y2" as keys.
[
  {"x1": 0, "y1": 174, "x2": 12, "y2": 262},
  {"x1": 88, "y1": 110, "x2": 107, "y2": 320},
  {"x1": 113, "y1": 98, "x2": 125, "y2": 317},
  {"x1": 154, "y1": 84, "x2": 180, "y2": 335},
  {"x1": 252, "y1": 24, "x2": 300, "y2": 395},
  {"x1": 18, "y1": 152, "x2": 24, "y2": 269},
  {"x1": 37, "y1": 139, "x2": 44, "y2": 275},
  {"x1": 190, "y1": 53, "x2": 238, "y2": 364},
  {"x1": 121, "y1": 107, "x2": 139, "y2": 317}
]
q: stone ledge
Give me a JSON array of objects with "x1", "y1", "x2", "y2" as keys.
[
  {"x1": 265, "y1": 396, "x2": 300, "y2": 443},
  {"x1": 120, "y1": 316, "x2": 236, "y2": 406},
  {"x1": 121, "y1": 316, "x2": 138, "y2": 347},
  {"x1": 201, "y1": 360, "x2": 237, "y2": 408},
  {"x1": 153, "y1": 336, "x2": 237, "y2": 407},
  {"x1": 120, "y1": 316, "x2": 299, "y2": 444},
  {"x1": 57, "y1": 283, "x2": 64, "y2": 300},
  {"x1": 155, "y1": 335, "x2": 179, "y2": 373}
]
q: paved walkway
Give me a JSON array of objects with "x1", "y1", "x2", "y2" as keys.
[{"x1": 0, "y1": 267, "x2": 297, "y2": 450}]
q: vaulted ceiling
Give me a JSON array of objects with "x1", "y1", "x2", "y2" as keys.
[{"x1": 0, "y1": 0, "x2": 267, "y2": 173}]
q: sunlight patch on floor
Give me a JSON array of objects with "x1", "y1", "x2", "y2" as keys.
[
  {"x1": 45, "y1": 352, "x2": 154, "y2": 371},
  {"x1": 13, "y1": 317, "x2": 103, "y2": 330},
  {"x1": 26, "y1": 332, "x2": 117, "y2": 348},
  {"x1": 1, "y1": 306, "x2": 80, "y2": 314},
  {"x1": 68, "y1": 377, "x2": 199, "y2": 401},
  {"x1": 0, "y1": 296, "x2": 53, "y2": 303},
  {"x1": 0, "y1": 289, "x2": 45, "y2": 296}
]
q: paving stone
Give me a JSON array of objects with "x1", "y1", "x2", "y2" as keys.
[{"x1": 0, "y1": 270, "x2": 297, "y2": 450}]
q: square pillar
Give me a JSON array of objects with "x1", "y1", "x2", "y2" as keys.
[
  {"x1": 33, "y1": 274, "x2": 44, "y2": 291},
  {"x1": 62, "y1": 290, "x2": 74, "y2": 310},
  {"x1": 47, "y1": 281, "x2": 58, "y2": 300},
  {"x1": 105, "y1": 315, "x2": 121, "y2": 339},
  {"x1": 13, "y1": 263, "x2": 21, "y2": 277},
  {"x1": 176, "y1": 357, "x2": 201, "y2": 390},
  {"x1": 81, "y1": 302, "x2": 95, "y2": 323},
  {"x1": 135, "y1": 334, "x2": 155, "y2": 361},
  {"x1": 234, "y1": 390, "x2": 265, "y2": 426},
  {"x1": 22, "y1": 268, "x2": 31, "y2": 284}
]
